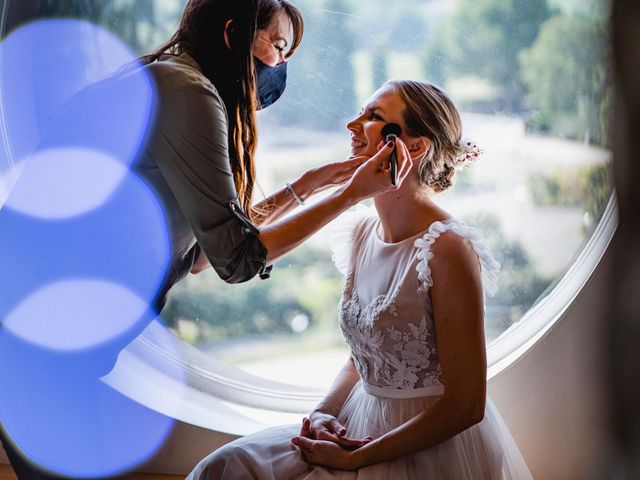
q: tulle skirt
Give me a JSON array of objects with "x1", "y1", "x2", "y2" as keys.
[{"x1": 187, "y1": 381, "x2": 533, "y2": 479}]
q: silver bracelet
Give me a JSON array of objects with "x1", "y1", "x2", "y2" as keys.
[{"x1": 285, "y1": 182, "x2": 305, "y2": 206}]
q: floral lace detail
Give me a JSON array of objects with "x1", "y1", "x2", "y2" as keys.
[
  {"x1": 329, "y1": 214, "x2": 499, "y2": 397},
  {"x1": 339, "y1": 275, "x2": 443, "y2": 392}
]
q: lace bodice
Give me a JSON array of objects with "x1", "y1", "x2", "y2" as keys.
[{"x1": 329, "y1": 209, "x2": 499, "y2": 399}]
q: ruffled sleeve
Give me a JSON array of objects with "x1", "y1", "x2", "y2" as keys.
[
  {"x1": 328, "y1": 206, "x2": 375, "y2": 277},
  {"x1": 414, "y1": 219, "x2": 500, "y2": 297}
]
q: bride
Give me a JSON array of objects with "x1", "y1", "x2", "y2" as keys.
[{"x1": 187, "y1": 79, "x2": 533, "y2": 479}]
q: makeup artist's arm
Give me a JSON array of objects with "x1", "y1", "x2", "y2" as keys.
[
  {"x1": 253, "y1": 156, "x2": 368, "y2": 226},
  {"x1": 192, "y1": 139, "x2": 412, "y2": 274},
  {"x1": 259, "y1": 138, "x2": 412, "y2": 264}
]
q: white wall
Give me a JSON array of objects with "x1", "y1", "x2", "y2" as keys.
[{"x1": 488, "y1": 239, "x2": 614, "y2": 479}]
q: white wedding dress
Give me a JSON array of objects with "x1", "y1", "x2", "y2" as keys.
[{"x1": 188, "y1": 211, "x2": 533, "y2": 479}]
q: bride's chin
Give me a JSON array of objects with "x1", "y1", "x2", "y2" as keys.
[{"x1": 350, "y1": 147, "x2": 373, "y2": 157}]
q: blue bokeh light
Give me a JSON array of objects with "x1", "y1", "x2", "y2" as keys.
[
  {"x1": 0, "y1": 328, "x2": 178, "y2": 478},
  {"x1": 0, "y1": 18, "x2": 184, "y2": 477},
  {"x1": 0, "y1": 166, "x2": 170, "y2": 351},
  {"x1": 0, "y1": 19, "x2": 154, "y2": 176},
  {"x1": 5, "y1": 148, "x2": 129, "y2": 219},
  {"x1": 4, "y1": 279, "x2": 151, "y2": 351}
]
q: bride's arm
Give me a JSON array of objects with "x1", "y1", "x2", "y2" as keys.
[
  {"x1": 311, "y1": 357, "x2": 361, "y2": 421},
  {"x1": 293, "y1": 233, "x2": 487, "y2": 470}
]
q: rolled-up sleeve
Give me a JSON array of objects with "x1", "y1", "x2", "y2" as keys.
[{"x1": 148, "y1": 70, "x2": 270, "y2": 283}]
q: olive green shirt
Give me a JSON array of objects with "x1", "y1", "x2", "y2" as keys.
[{"x1": 133, "y1": 54, "x2": 270, "y2": 310}]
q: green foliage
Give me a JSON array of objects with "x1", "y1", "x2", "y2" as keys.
[
  {"x1": 161, "y1": 277, "x2": 305, "y2": 341},
  {"x1": 463, "y1": 212, "x2": 553, "y2": 337},
  {"x1": 161, "y1": 243, "x2": 343, "y2": 343},
  {"x1": 165, "y1": 210, "x2": 553, "y2": 346},
  {"x1": 426, "y1": 0, "x2": 554, "y2": 112},
  {"x1": 38, "y1": 0, "x2": 104, "y2": 21},
  {"x1": 528, "y1": 170, "x2": 583, "y2": 208},
  {"x1": 36, "y1": 0, "x2": 165, "y2": 54},
  {"x1": 583, "y1": 162, "x2": 612, "y2": 223},
  {"x1": 526, "y1": 162, "x2": 612, "y2": 227},
  {"x1": 520, "y1": 15, "x2": 611, "y2": 145}
]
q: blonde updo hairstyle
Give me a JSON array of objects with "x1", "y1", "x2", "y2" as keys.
[{"x1": 384, "y1": 80, "x2": 462, "y2": 193}]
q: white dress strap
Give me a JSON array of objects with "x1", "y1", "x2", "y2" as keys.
[
  {"x1": 328, "y1": 206, "x2": 375, "y2": 277},
  {"x1": 414, "y1": 219, "x2": 500, "y2": 297}
]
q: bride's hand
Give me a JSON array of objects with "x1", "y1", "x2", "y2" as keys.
[
  {"x1": 291, "y1": 435, "x2": 361, "y2": 471},
  {"x1": 299, "y1": 415, "x2": 371, "y2": 449}
]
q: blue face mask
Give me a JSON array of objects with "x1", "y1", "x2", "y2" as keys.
[{"x1": 254, "y1": 57, "x2": 288, "y2": 110}]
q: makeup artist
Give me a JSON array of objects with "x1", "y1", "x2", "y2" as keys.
[
  {"x1": 0, "y1": 1, "x2": 414, "y2": 477},
  {"x1": 0, "y1": 0, "x2": 418, "y2": 477},
  {"x1": 135, "y1": 0, "x2": 413, "y2": 311}
]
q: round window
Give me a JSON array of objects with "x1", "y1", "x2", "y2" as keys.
[
  {"x1": 164, "y1": 0, "x2": 613, "y2": 389},
  {"x1": 1, "y1": 0, "x2": 613, "y2": 394}
]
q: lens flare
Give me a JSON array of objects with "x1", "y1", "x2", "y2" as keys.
[
  {"x1": 0, "y1": 166, "x2": 170, "y2": 349},
  {"x1": 0, "y1": 19, "x2": 154, "y2": 181},
  {"x1": 4, "y1": 280, "x2": 151, "y2": 351},
  {"x1": 0, "y1": 328, "x2": 177, "y2": 478},
  {"x1": 5, "y1": 148, "x2": 129, "y2": 219},
  {"x1": 0, "y1": 17, "x2": 181, "y2": 477}
]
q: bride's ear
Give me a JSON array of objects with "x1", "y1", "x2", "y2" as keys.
[
  {"x1": 223, "y1": 19, "x2": 234, "y2": 49},
  {"x1": 408, "y1": 137, "x2": 431, "y2": 162}
]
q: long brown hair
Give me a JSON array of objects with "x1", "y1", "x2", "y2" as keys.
[{"x1": 140, "y1": 0, "x2": 304, "y2": 221}]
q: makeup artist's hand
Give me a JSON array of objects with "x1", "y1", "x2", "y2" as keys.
[
  {"x1": 342, "y1": 137, "x2": 413, "y2": 202},
  {"x1": 299, "y1": 155, "x2": 369, "y2": 196}
]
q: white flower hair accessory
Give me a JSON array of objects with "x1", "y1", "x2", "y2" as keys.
[{"x1": 455, "y1": 138, "x2": 483, "y2": 169}]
